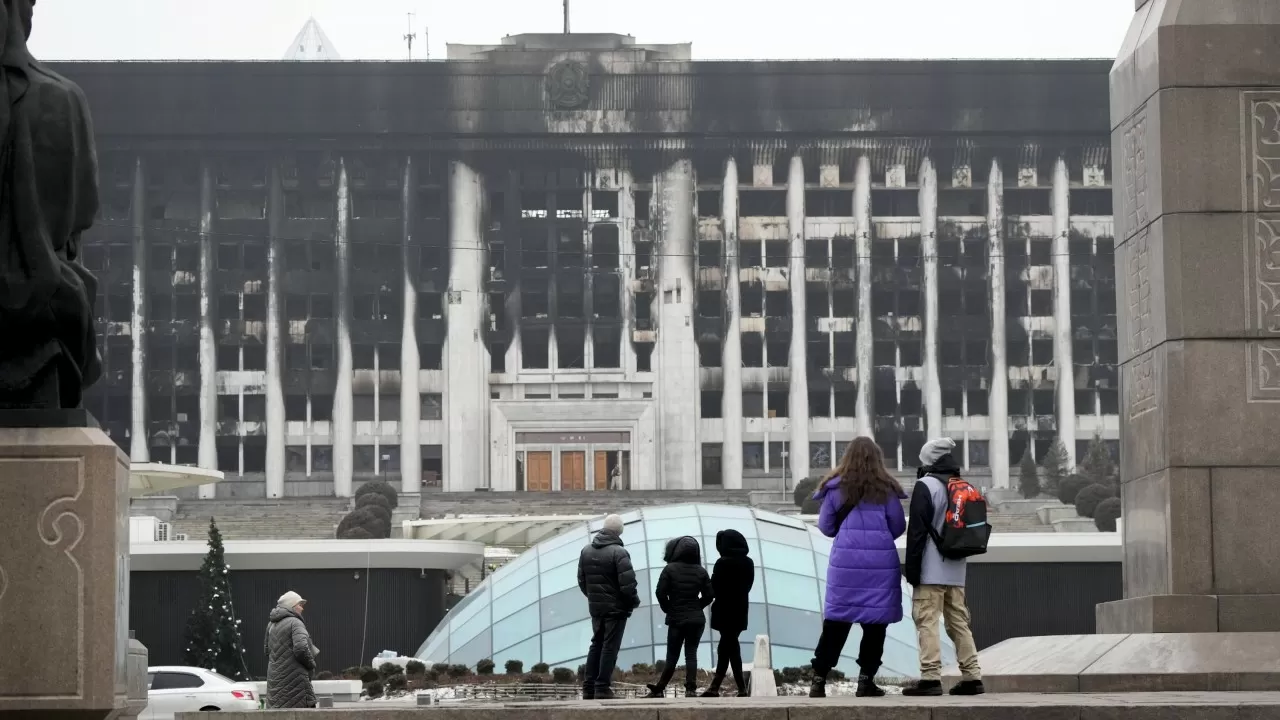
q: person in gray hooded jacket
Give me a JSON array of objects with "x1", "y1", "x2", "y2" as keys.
[
  {"x1": 903, "y1": 437, "x2": 983, "y2": 697},
  {"x1": 577, "y1": 514, "x2": 640, "y2": 700},
  {"x1": 265, "y1": 591, "x2": 317, "y2": 708}
]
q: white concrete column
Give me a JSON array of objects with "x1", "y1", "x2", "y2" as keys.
[
  {"x1": 400, "y1": 157, "x2": 423, "y2": 495},
  {"x1": 197, "y1": 162, "x2": 218, "y2": 498},
  {"x1": 987, "y1": 160, "x2": 1010, "y2": 488},
  {"x1": 786, "y1": 155, "x2": 811, "y2": 483},
  {"x1": 265, "y1": 166, "x2": 286, "y2": 498},
  {"x1": 130, "y1": 156, "x2": 149, "y2": 463},
  {"x1": 721, "y1": 158, "x2": 744, "y2": 490},
  {"x1": 920, "y1": 158, "x2": 943, "y2": 438},
  {"x1": 444, "y1": 160, "x2": 489, "y2": 492},
  {"x1": 653, "y1": 158, "x2": 699, "y2": 489},
  {"x1": 617, "y1": 169, "x2": 639, "y2": 376},
  {"x1": 853, "y1": 156, "x2": 874, "y2": 438},
  {"x1": 1052, "y1": 156, "x2": 1076, "y2": 469},
  {"x1": 333, "y1": 159, "x2": 355, "y2": 497}
]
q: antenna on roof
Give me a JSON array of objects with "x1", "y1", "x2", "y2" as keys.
[
  {"x1": 563, "y1": 0, "x2": 570, "y2": 34},
  {"x1": 404, "y1": 12, "x2": 418, "y2": 60}
]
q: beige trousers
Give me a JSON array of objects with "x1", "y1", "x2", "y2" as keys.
[{"x1": 912, "y1": 584, "x2": 981, "y2": 682}]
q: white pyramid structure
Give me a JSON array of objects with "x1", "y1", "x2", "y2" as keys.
[{"x1": 283, "y1": 17, "x2": 340, "y2": 61}]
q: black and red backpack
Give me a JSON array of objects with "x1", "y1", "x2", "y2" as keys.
[{"x1": 928, "y1": 476, "x2": 992, "y2": 559}]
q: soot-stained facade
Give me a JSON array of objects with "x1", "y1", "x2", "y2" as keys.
[{"x1": 56, "y1": 33, "x2": 1117, "y2": 498}]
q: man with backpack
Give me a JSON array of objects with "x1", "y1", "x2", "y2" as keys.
[{"x1": 904, "y1": 437, "x2": 987, "y2": 696}]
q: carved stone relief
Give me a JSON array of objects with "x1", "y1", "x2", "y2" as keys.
[
  {"x1": 1244, "y1": 92, "x2": 1280, "y2": 401},
  {"x1": 1127, "y1": 228, "x2": 1157, "y2": 419}
]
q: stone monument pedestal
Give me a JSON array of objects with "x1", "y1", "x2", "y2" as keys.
[
  {"x1": 0, "y1": 426, "x2": 132, "y2": 718},
  {"x1": 960, "y1": 0, "x2": 1280, "y2": 692}
]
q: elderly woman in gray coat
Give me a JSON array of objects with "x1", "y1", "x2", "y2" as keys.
[{"x1": 265, "y1": 591, "x2": 318, "y2": 709}]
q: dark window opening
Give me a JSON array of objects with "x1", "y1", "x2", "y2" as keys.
[
  {"x1": 742, "y1": 334, "x2": 764, "y2": 367},
  {"x1": 805, "y1": 240, "x2": 829, "y2": 267},
  {"x1": 767, "y1": 390, "x2": 788, "y2": 418},
  {"x1": 311, "y1": 343, "x2": 332, "y2": 371},
  {"x1": 635, "y1": 341, "x2": 654, "y2": 371},
  {"x1": 967, "y1": 390, "x2": 988, "y2": 415},
  {"x1": 217, "y1": 394, "x2": 238, "y2": 422},
  {"x1": 1030, "y1": 240, "x2": 1052, "y2": 265},
  {"x1": 591, "y1": 226, "x2": 619, "y2": 268},
  {"x1": 312, "y1": 394, "x2": 333, "y2": 421},
  {"x1": 242, "y1": 293, "x2": 265, "y2": 322},
  {"x1": 700, "y1": 391, "x2": 722, "y2": 419},
  {"x1": 834, "y1": 390, "x2": 856, "y2": 416},
  {"x1": 832, "y1": 290, "x2": 855, "y2": 317},
  {"x1": 285, "y1": 395, "x2": 307, "y2": 421},
  {"x1": 558, "y1": 233, "x2": 585, "y2": 269},
  {"x1": 1099, "y1": 388, "x2": 1119, "y2": 414},
  {"x1": 698, "y1": 290, "x2": 721, "y2": 318},
  {"x1": 593, "y1": 276, "x2": 621, "y2": 317},
  {"x1": 352, "y1": 344, "x2": 376, "y2": 370},
  {"x1": 420, "y1": 342, "x2": 443, "y2": 370},
  {"x1": 1030, "y1": 289, "x2": 1053, "y2": 316},
  {"x1": 557, "y1": 284, "x2": 584, "y2": 318},
  {"x1": 1071, "y1": 189, "x2": 1113, "y2": 216},
  {"x1": 555, "y1": 190, "x2": 583, "y2": 219},
  {"x1": 217, "y1": 345, "x2": 239, "y2": 370},
  {"x1": 217, "y1": 243, "x2": 240, "y2": 270},
  {"x1": 899, "y1": 340, "x2": 922, "y2": 366},
  {"x1": 941, "y1": 340, "x2": 963, "y2": 365},
  {"x1": 522, "y1": 328, "x2": 550, "y2": 369},
  {"x1": 809, "y1": 390, "x2": 830, "y2": 417},
  {"x1": 806, "y1": 190, "x2": 853, "y2": 217},
  {"x1": 833, "y1": 334, "x2": 856, "y2": 367},
  {"x1": 243, "y1": 395, "x2": 266, "y2": 423},
  {"x1": 520, "y1": 191, "x2": 548, "y2": 219},
  {"x1": 765, "y1": 290, "x2": 790, "y2": 318},
  {"x1": 286, "y1": 294, "x2": 308, "y2": 321},
  {"x1": 806, "y1": 285, "x2": 829, "y2": 316},
  {"x1": 741, "y1": 284, "x2": 764, "y2": 316},
  {"x1": 635, "y1": 240, "x2": 653, "y2": 270},
  {"x1": 698, "y1": 339, "x2": 722, "y2": 367},
  {"x1": 1032, "y1": 338, "x2": 1054, "y2": 365},
  {"x1": 1033, "y1": 389, "x2": 1055, "y2": 416},
  {"x1": 740, "y1": 190, "x2": 785, "y2": 217},
  {"x1": 765, "y1": 240, "x2": 788, "y2": 268},
  {"x1": 523, "y1": 290, "x2": 549, "y2": 317},
  {"x1": 379, "y1": 393, "x2": 400, "y2": 422},
  {"x1": 697, "y1": 190, "x2": 722, "y2": 218},
  {"x1": 557, "y1": 327, "x2": 585, "y2": 369},
  {"x1": 1098, "y1": 339, "x2": 1118, "y2": 365},
  {"x1": 242, "y1": 345, "x2": 266, "y2": 371},
  {"x1": 832, "y1": 238, "x2": 855, "y2": 267},
  {"x1": 742, "y1": 391, "x2": 764, "y2": 418},
  {"x1": 523, "y1": 234, "x2": 551, "y2": 269},
  {"x1": 591, "y1": 190, "x2": 619, "y2": 219},
  {"x1": 1075, "y1": 389, "x2": 1096, "y2": 414},
  {"x1": 943, "y1": 389, "x2": 963, "y2": 416},
  {"x1": 420, "y1": 189, "x2": 445, "y2": 219},
  {"x1": 898, "y1": 289, "x2": 921, "y2": 316},
  {"x1": 767, "y1": 339, "x2": 789, "y2": 367},
  {"x1": 1004, "y1": 189, "x2": 1052, "y2": 216},
  {"x1": 873, "y1": 340, "x2": 896, "y2": 366},
  {"x1": 491, "y1": 341, "x2": 507, "y2": 372},
  {"x1": 1074, "y1": 338, "x2": 1095, "y2": 363},
  {"x1": 938, "y1": 189, "x2": 986, "y2": 216},
  {"x1": 741, "y1": 241, "x2": 763, "y2": 267},
  {"x1": 593, "y1": 327, "x2": 621, "y2": 368},
  {"x1": 698, "y1": 241, "x2": 720, "y2": 268},
  {"x1": 634, "y1": 191, "x2": 651, "y2": 223},
  {"x1": 874, "y1": 384, "x2": 897, "y2": 416},
  {"x1": 1009, "y1": 389, "x2": 1030, "y2": 415},
  {"x1": 871, "y1": 190, "x2": 919, "y2": 216},
  {"x1": 900, "y1": 385, "x2": 923, "y2": 415}
]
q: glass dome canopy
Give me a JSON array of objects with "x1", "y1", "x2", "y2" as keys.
[{"x1": 416, "y1": 504, "x2": 956, "y2": 677}]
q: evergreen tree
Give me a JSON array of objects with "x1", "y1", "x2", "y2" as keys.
[
  {"x1": 183, "y1": 518, "x2": 247, "y2": 680},
  {"x1": 1018, "y1": 448, "x2": 1041, "y2": 499},
  {"x1": 1040, "y1": 439, "x2": 1071, "y2": 495},
  {"x1": 1079, "y1": 435, "x2": 1119, "y2": 488}
]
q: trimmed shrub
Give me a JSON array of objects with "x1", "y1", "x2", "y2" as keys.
[
  {"x1": 355, "y1": 479, "x2": 400, "y2": 509},
  {"x1": 552, "y1": 667, "x2": 575, "y2": 684},
  {"x1": 780, "y1": 667, "x2": 803, "y2": 684},
  {"x1": 531, "y1": 662, "x2": 550, "y2": 674},
  {"x1": 630, "y1": 663, "x2": 653, "y2": 675},
  {"x1": 359, "y1": 667, "x2": 380, "y2": 684},
  {"x1": 365, "y1": 680, "x2": 384, "y2": 699},
  {"x1": 576, "y1": 664, "x2": 587, "y2": 680},
  {"x1": 476, "y1": 658, "x2": 495, "y2": 675},
  {"x1": 336, "y1": 506, "x2": 391, "y2": 539},
  {"x1": 793, "y1": 476, "x2": 822, "y2": 507},
  {"x1": 1058, "y1": 474, "x2": 1090, "y2": 506},
  {"x1": 405, "y1": 660, "x2": 426, "y2": 676},
  {"x1": 653, "y1": 660, "x2": 666, "y2": 676},
  {"x1": 387, "y1": 673, "x2": 407, "y2": 693},
  {"x1": 504, "y1": 659, "x2": 524, "y2": 675},
  {"x1": 356, "y1": 493, "x2": 392, "y2": 512},
  {"x1": 800, "y1": 496, "x2": 822, "y2": 515},
  {"x1": 447, "y1": 664, "x2": 468, "y2": 678},
  {"x1": 1040, "y1": 440, "x2": 1070, "y2": 495},
  {"x1": 316, "y1": 670, "x2": 334, "y2": 680},
  {"x1": 1095, "y1": 497, "x2": 1121, "y2": 532},
  {"x1": 341, "y1": 666, "x2": 362, "y2": 680},
  {"x1": 828, "y1": 668, "x2": 847, "y2": 682},
  {"x1": 379, "y1": 662, "x2": 403, "y2": 678},
  {"x1": 524, "y1": 674, "x2": 545, "y2": 684},
  {"x1": 431, "y1": 663, "x2": 449, "y2": 675},
  {"x1": 1075, "y1": 483, "x2": 1117, "y2": 518}
]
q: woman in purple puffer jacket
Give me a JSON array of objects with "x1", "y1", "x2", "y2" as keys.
[{"x1": 807, "y1": 436, "x2": 907, "y2": 699}]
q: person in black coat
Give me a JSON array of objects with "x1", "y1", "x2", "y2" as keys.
[
  {"x1": 577, "y1": 514, "x2": 641, "y2": 699},
  {"x1": 703, "y1": 529, "x2": 754, "y2": 697},
  {"x1": 646, "y1": 536, "x2": 713, "y2": 698}
]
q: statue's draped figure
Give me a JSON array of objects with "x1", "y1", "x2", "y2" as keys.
[{"x1": 0, "y1": 0, "x2": 102, "y2": 410}]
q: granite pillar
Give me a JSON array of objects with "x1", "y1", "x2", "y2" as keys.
[
  {"x1": 1096, "y1": 0, "x2": 1280, "y2": 635},
  {"x1": 0, "y1": 427, "x2": 131, "y2": 718}
]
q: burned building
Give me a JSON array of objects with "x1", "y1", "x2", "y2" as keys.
[{"x1": 58, "y1": 32, "x2": 1117, "y2": 497}]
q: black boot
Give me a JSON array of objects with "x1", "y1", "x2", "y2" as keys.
[
  {"x1": 700, "y1": 684, "x2": 721, "y2": 697},
  {"x1": 582, "y1": 685, "x2": 595, "y2": 700},
  {"x1": 684, "y1": 685, "x2": 697, "y2": 698},
  {"x1": 808, "y1": 677, "x2": 826, "y2": 698},
  {"x1": 855, "y1": 674, "x2": 884, "y2": 697},
  {"x1": 949, "y1": 679, "x2": 985, "y2": 696},
  {"x1": 902, "y1": 679, "x2": 943, "y2": 696},
  {"x1": 645, "y1": 683, "x2": 665, "y2": 698}
]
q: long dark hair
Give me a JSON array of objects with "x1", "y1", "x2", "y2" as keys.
[{"x1": 825, "y1": 436, "x2": 903, "y2": 507}]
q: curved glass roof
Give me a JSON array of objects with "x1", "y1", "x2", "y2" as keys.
[{"x1": 416, "y1": 504, "x2": 956, "y2": 676}]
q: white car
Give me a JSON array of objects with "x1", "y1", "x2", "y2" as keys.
[{"x1": 144, "y1": 666, "x2": 260, "y2": 719}]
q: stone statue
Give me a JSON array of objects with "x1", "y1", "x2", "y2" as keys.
[{"x1": 0, "y1": 0, "x2": 102, "y2": 412}]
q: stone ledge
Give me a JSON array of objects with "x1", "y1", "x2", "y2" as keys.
[{"x1": 177, "y1": 691, "x2": 1280, "y2": 720}]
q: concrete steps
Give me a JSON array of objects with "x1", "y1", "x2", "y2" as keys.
[{"x1": 172, "y1": 499, "x2": 351, "y2": 541}]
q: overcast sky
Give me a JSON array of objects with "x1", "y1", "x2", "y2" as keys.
[{"x1": 30, "y1": 0, "x2": 1134, "y2": 61}]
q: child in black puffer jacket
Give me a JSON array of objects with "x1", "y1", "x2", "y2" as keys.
[{"x1": 647, "y1": 536, "x2": 714, "y2": 697}]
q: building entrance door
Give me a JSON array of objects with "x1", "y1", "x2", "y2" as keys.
[
  {"x1": 561, "y1": 451, "x2": 586, "y2": 491},
  {"x1": 527, "y1": 451, "x2": 552, "y2": 492},
  {"x1": 594, "y1": 451, "x2": 609, "y2": 490}
]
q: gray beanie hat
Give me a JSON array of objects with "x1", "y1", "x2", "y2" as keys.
[{"x1": 919, "y1": 437, "x2": 957, "y2": 467}]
